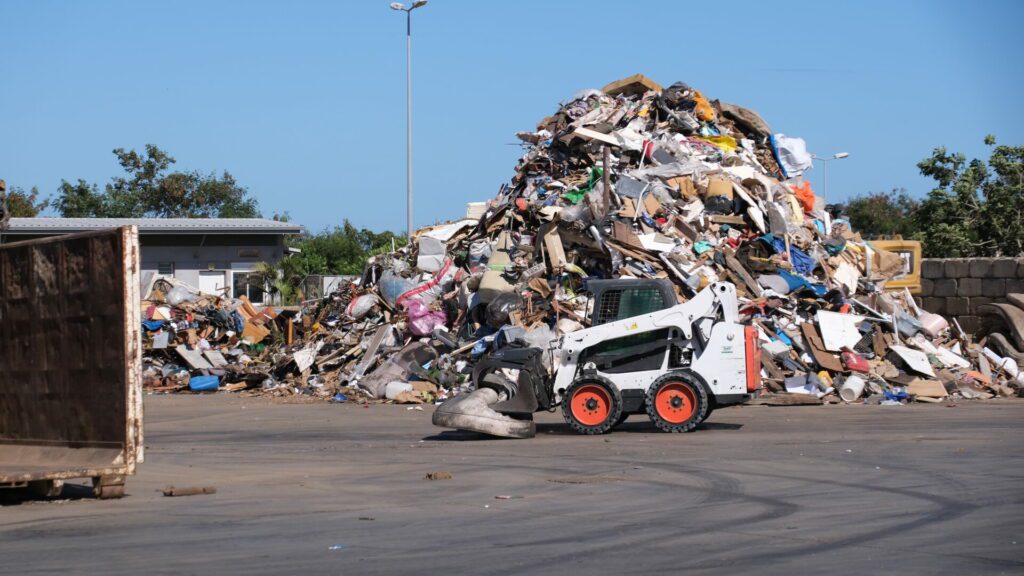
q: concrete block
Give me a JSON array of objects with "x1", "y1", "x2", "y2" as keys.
[
  {"x1": 957, "y1": 277, "x2": 982, "y2": 297},
  {"x1": 923, "y1": 297, "x2": 945, "y2": 315},
  {"x1": 957, "y1": 315, "x2": 981, "y2": 335},
  {"x1": 933, "y1": 278, "x2": 958, "y2": 297},
  {"x1": 946, "y1": 297, "x2": 970, "y2": 316},
  {"x1": 968, "y1": 297, "x2": 992, "y2": 314},
  {"x1": 1007, "y1": 278, "x2": 1024, "y2": 295},
  {"x1": 921, "y1": 259, "x2": 945, "y2": 279},
  {"x1": 969, "y1": 258, "x2": 994, "y2": 279},
  {"x1": 992, "y1": 258, "x2": 1018, "y2": 278},
  {"x1": 920, "y1": 278, "x2": 935, "y2": 297},
  {"x1": 945, "y1": 259, "x2": 970, "y2": 278},
  {"x1": 981, "y1": 278, "x2": 1006, "y2": 298},
  {"x1": 1018, "y1": 260, "x2": 1024, "y2": 278}
]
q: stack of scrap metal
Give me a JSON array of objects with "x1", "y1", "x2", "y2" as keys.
[{"x1": 143, "y1": 75, "x2": 1022, "y2": 406}]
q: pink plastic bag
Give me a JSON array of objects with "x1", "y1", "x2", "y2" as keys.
[{"x1": 405, "y1": 300, "x2": 448, "y2": 337}]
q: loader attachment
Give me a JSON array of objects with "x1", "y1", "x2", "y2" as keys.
[{"x1": 432, "y1": 387, "x2": 536, "y2": 439}]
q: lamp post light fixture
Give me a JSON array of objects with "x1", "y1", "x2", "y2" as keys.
[
  {"x1": 390, "y1": 0, "x2": 428, "y2": 241},
  {"x1": 812, "y1": 152, "x2": 849, "y2": 204}
]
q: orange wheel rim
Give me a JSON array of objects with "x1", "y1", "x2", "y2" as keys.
[
  {"x1": 656, "y1": 382, "x2": 696, "y2": 424},
  {"x1": 571, "y1": 384, "x2": 612, "y2": 426}
]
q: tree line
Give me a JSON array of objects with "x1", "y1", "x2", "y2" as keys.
[
  {"x1": 4, "y1": 145, "x2": 404, "y2": 281},
  {"x1": 7, "y1": 138, "x2": 1021, "y2": 266},
  {"x1": 838, "y1": 136, "x2": 1023, "y2": 258}
]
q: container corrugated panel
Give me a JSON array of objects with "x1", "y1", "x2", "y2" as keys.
[{"x1": 0, "y1": 226, "x2": 142, "y2": 485}]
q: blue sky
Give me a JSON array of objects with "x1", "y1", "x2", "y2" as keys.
[{"x1": 2, "y1": 0, "x2": 1022, "y2": 234}]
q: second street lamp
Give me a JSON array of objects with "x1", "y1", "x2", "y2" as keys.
[
  {"x1": 812, "y1": 152, "x2": 849, "y2": 205},
  {"x1": 390, "y1": 1, "x2": 428, "y2": 240}
]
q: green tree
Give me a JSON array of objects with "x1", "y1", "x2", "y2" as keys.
[
  {"x1": 913, "y1": 136, "x2": 1023, "y2": 257},
  {"x1": 5, "y1": 186, "x2": 49, "y2": 217},
  {"x1": 256, "y1": 221, "x2": 406, "y2": 303},
  {"x1": 841, "y1": 188, "x2": 919, "y2": 239},
  {"x1": 53, "y1": 179, "x2": 108, "y2": 217},
  {"x1": 296, "y1": 221, "x2": 406, "y2": 275},
  {"x1": 52, "y1": 145, "x2": 261, "y2": 218}
]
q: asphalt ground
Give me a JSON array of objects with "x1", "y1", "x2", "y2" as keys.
[{"x1": 2, "y1": 395, "x2": 1022, "y2": 575}]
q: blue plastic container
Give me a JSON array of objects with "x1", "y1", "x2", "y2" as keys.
[{"x1": 189, "y1": 375, "x2": 220, "y2": 392}]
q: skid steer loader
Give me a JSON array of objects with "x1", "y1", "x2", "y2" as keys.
[{"x1": 433, "y1": 280, "x2": 761, "y2": 438}]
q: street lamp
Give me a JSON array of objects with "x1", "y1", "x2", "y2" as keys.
[
  {"x1": 390, "y1": 0, "x2": 428, "y2": 241},
  {"x1": 812, "y1": 152, "x2": 849, "y2": 204}
]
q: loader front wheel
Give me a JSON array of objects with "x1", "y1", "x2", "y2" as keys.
[
  {"x1": 646, "y1": 371, "x2": 708, "y2": 433},
  {"x1": 562, "y1": 377, "x2": 622, "y2": 435}
]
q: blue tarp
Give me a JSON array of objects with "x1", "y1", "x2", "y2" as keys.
[{"x1": 764, "y1": 235, "x2": 816, "y2": 275}]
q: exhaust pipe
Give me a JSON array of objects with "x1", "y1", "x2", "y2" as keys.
[{"x1": 432, "y1": 387, "x2": 536, "y2": 439}]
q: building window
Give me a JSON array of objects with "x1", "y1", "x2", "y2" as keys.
[
  {"x1": 233, "y1": 272, "x2": 266, "y2": 304},
  {"x1": 158, "y1": 262, "x2": 174, "y2": 275}
]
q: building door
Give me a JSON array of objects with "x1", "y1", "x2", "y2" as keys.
[{"x1": 199, "y1": 271, "x2": 226, "y2": 296}]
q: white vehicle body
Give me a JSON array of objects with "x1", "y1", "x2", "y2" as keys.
[{"x1": 551, "y1": 282, "x2": 755, "y2": 403}]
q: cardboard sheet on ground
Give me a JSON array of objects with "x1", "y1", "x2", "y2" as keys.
[
  {"x1": 176, "y1": 345, "x2": 213, "y2": 370},
  {"x1": 888, "y1": 345, "x2": 936, "y2": 377},
  {"x1": 637, "y1": 233, "x2": 676, "y2": 252},
  {"x1": 910, "y1": 336, "x2": 971, "y2": 369},
  {"x1": 801, "y1": 323, "x2": 844, "y2": 372},
  {"x1": 816, "y1": 311, "x2": 867, "y2": 352},
  {"x1": 203, "y1": 350, "x2": 228, "y2": 368},
  {"x1": 294, "y1": 342, "x2": 325, "y2": 373},
  {"x1": 906, "y1": 378, "x2": 947, "y2": 398}
]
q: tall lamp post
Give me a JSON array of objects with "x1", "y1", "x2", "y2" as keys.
[
  {"x1": 390, "y1": 0, "x2": 427, "y2": 241},
  {"x1": 812, "y1": 152, "x2": 849, "y2": 204}
]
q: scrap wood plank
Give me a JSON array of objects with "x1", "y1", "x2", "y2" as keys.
[
  {"x1": 759, "y1": 349, "x2": 787, "y2": 380},
  {"x1": 800, "y1": 323, "x2": 844, "y2": 372},
  {"x1": 612, "y1": 221, "x2": 646, "y2": 251},
  {"x1": 605, "y1": 238, "x2": 661, "y2": 265},
  {"x1": 670, "y1": 216, "x2": 699, "y2": 242},
  {"x1": 725, "y1": 255, "x2": 763, "y2": 297},
  {"x1": 352, "y1": 325, "x2": 392, "y2": 378},
  {"x1": 203, "y1": 350, "x2": 229, "y2": 368},
  {"x1": 570, "y1": 127, "x2": 620, "y2": 147},
  {"x1": 553, "y1": 301, "x2": 591, "y2": 327},
  {"x1": 175, "y1": 345, "x2": 213, "y2": 370},
  {"x1": 709, "y1": 214, "x2": 747, "y2": 226},
  {"x1": 540, "y1": 223, "x2": 568, "y2": 272},
  {"x1": 747, "y1": 392, "x2": 823, "y2": 406}
]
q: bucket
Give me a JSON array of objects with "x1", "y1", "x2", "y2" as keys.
[{"x1": 839, "y1": 374, "x2": 866, "y2": 402}]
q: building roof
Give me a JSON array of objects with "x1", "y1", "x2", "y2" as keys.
[{"x1": 5, "y1": 218, "x2": 304, "y2": 235}]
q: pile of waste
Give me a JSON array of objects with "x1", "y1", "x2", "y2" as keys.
[{"x1": 141, "y1": 74, "x2": 1023, "y2": 406}]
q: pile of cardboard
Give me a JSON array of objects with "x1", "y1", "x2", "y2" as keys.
[{"x1": 144, "y1": 75, "x2": 1022, "y2": 405}]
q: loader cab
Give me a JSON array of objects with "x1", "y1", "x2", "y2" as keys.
[
  {"x1": 580, "y1": 279, "x2": 681, "y2": 375},
  {"x1": 584, "y1": 279, "x2": 677, "y2": 326}
]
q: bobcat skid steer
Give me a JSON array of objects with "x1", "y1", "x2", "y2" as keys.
[{"x1": 433, "y1": 280, "x2": 761, "y2": 438}]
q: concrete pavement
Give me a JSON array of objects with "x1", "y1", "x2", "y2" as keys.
[{"x1": 2, "y1": 395, "x2": 1022, "y2": 575}]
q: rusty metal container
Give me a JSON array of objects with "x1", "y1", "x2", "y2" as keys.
[{"x1": 0, "y1": 226, "x2": 143, "y2": 498}]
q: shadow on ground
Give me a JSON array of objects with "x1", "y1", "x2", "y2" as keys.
[{"x1": 0, "y1": 483, "x2": 96, "y2": 506}]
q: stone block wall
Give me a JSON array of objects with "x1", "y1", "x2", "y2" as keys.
[{"x1": 919, "y1": 257, "x2": 1024, "y2": 333}]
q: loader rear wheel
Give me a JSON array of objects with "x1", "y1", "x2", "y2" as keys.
[
  {"x1": 646, "y1": 371, "x2": 708, "y2": 433},
  {"x1": 562, "y1": 377, "x2": 622, "y2": 435}
]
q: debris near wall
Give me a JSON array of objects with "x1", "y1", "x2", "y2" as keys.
[{"x1": 141, "y1": 75, "x2": 1023, "y2": 406}]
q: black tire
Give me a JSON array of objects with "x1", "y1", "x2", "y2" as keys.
[
  {"x1": 612, "y1": 412, "x2": 630, "y2": 428},
  {"x1": 562, "y1": 376, "x2": 623, "y2": 435},
  {"x1": 645, "y1": 371, "x2": 709, "y2": 433}
]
